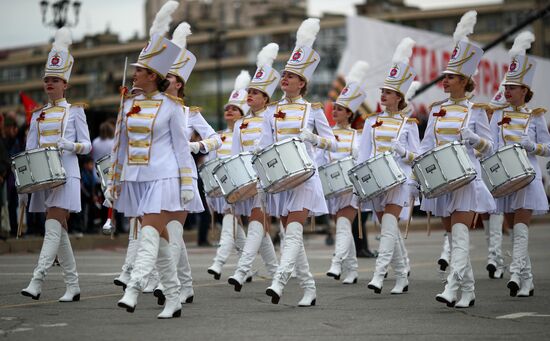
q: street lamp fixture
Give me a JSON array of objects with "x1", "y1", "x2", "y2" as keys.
[{"x1": 40, "y1": 0, "x2": 81, "y2": 29}]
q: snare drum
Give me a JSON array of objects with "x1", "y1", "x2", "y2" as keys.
[
  {"x1": 95, "y1": 154, "x2": 111, "y2": 192},
  {"x1": 213, "y1": 152, "x2": 257, "y2": 204},
  {"x1": 319, "y1": 156, "x2": 355, "y2": 198},
  {"x1": 252, "y1": 138, "x2": 315, "y2": 193},
  {"x1": 199, "y1": 158, "x2": 224, "y2": 197},
  {"x1": 412, "y1": 141, "x2": 476, "y2": 199},
  {"x1": 11, "y1": 147, "x2": 66, "y2": 194},
  {"x1": 480, "y1": 144, "x2": 535, "y2": 198},
  {"x1": 348, "y1": 152, "x2": 406, "y2": 201}
]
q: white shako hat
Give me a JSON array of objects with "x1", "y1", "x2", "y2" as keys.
[
  {"x1": 44, "y1": 27, "x2": 74, "y2": 82},
  {"x1": 249, "y1": 43, "x2": 281, "y2": 99},
  {"x1": 169, "y1": 22, "x2": 197, "y2": 83},
  {"x1": 283, "y1": 18, "x2": 321, "y2": 84},
  {"x1": 381, "y1": 37, "x2": 417, "y2": 96},
  {"x1": 335, "y1": 61, "x2": 369, "y2": 113},
  {"x1": 131, "y1": 0, "x2": 180, "y2": 79},
  {"x1": 490, "y1": 81, "x2": 507, "y2": 107},
  {"x1": 443, "y1": 10, "x2": 484, "y2": 78},
  {"x1": 225, "y1": 70, "x2": 251, "y2": 114},
  {"x1": 503, "y1": 31, "x2": 536, "y2": 89}
]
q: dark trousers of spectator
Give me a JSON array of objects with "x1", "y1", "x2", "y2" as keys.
[{"x1": 352, "y1": 211, "x2": 376, "y2": 257}]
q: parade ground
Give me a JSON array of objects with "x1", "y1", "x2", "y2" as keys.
[{"x1": 0, "y1": 223, "x2": 549, "y2": 340}]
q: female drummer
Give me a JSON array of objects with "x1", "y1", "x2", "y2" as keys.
[
  {"x1": 322, "y1": 61, "x2": 370, "y2": 285},
  {"x1": 106, "y1": 2, "x2": 195, "y2": 319},
  {"x1": 356, "y1": 38, "x2": 420, "y2": 295},
  {"x1": 226, "y1": 45, "x2": 282, "y2": 291},
  {"x1": 150, "y1": 22, "x2": 221, "y2": 306},
  {"x1": 420, "y1": 11, "x2": 495, "y2": 308},
  {"x1": 258, "y1": 19, "x2": 337, "y2": 307},
  {"x1": 489, "y1": 31, "x2": 549, "y2": 297},
  {"x1": 206, "y1": 74, "x2": 248, "y2": 281},
  {"x1": 21, "y1": 27, "x2": 91, "y2": 303}
]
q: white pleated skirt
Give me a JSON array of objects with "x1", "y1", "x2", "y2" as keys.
[
  {"x1": 115, "y1": 178, "x2": 184, "y2": 217},
  {"x1": 182, "y1": 178, "x2": 204, "y2": 213},
  {"x1": 495, "y1": 177, "x2": 548, "y2": 215},
  {"x1": 420, "y1": 178, "x2": 496, "y2": 217},
  {"x1": 206, "y1": 196, "x2": 228, "y2": 215},
  {"x1": 326, "y1": 192, "x2": 356, "y2": 215},
  {"x1": 270, "y1": 172, "x2": 328, "y2": 218},
  {"x1": 29, "y1": 177, "x2": 81, "y2": 213}
]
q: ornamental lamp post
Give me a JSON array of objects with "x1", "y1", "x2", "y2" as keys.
[{"x1": 40, "y1": 0, "x2": 81, "y2": 29}]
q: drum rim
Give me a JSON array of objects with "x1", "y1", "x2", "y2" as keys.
[
  {"x1": 212, "y1": 152, "x2": 256, "y2": 176},
  {"x1": 222, "y1": 180, "x2": 258, "y2": 203},
  {"x1": 17, "y1": 178, "x2": 67, "y2": 194},
  {"x1": 355, "y1": 178, "x2": 405, "y2": 201},
  {"x1": 479, "y1": 143, "x2": 526, "y2": 163},
  {"x1": 318, "y1": 156, "x2": 354, "y2": 171},
  {"x1": 412, "y1": 141, "x2": 466, "y2": 167},
  {"x1": 263, "y1": 167, "x2": 315, "y2": 193},
  {"x1": 489, "y1": 173, "x2": 536, "y2": 197},
  {"x1": 324, "y1": 186, "x2": 353, "y2": 199},
  {"x1": 12, "y1": 146, "x2": 61, "y2": 160},
  {"x1": 251, "y1": 137, "x2": 304, "y2": 162},
  {"x1": 421, "y1": 173, "x2": 476, "y2": 199}
]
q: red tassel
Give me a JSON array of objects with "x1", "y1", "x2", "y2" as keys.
[
  {"x1": 371, "y1": 120, "x2": 383, "y2": 128},
  {"x1": 126, "y1": 105, "x2": 141, "y2": 117},
  {"x1": 433, "y1": 108, "x2": 446, "y2": 117},
  {"x1": 334, "y1": 135, "x2": 340, "y2": 142},
  {"x1": 239, "y1": 121, "x2": 249, "y2": 130},
  {"x1": 274, "y1": 110, "x2": 286, "y2": 119},
  {"x1": 221, "y1": 135, "x2": 226, "y2": 142},
  {"x1": 37, "y1": 111, "x2": 46, "y2": 122},
  {"x1": 498, "y1": 116, "x2": 511, "y2": 126}
]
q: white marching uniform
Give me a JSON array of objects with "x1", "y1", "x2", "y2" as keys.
[
  {"x1": 260, "y1": 96, "x2": 336, "y2": 306},
  {"x1": 27, "y1": 99, "x2": 92, "y2": 212},
  {"x1": 420, "y1": 98, "x2": 496, "y2": 216},
  {"x1": 227, "y1": 108, "x2": 279, "y2": 288},
  {"x1": 356, "y1": 109, "x2": 419, "y2": 294},
  {"x1": 320, "y1": 124, "x2": 359, "y2": 284},
  {"x1": 21, "y1": 98, "x2": 91, "y2": 303},
  {"x1": 206, "y1": 128, "x2": 247, "y2": 280},
  {"x1": 489, "y1": 104, "x2": 550, "y2": 296}
]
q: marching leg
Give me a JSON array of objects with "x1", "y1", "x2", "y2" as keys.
[
  {"x1": 208, "y1": 214, "x2": 242, "y2": 280},
  {"x1": 436, "y1": 223, "x2": 469, "y2": 307},
  {"x1": 114, "y1": 219, "x2": 140, "y2": 290},
  {"x1": 508, "y1": 223, "x2": 528, "y2": 297},
  {"x1": 437, "y1": 232, "x2": 451, "y2": 271},
  {"x1": 228, "y1": 220, "x2": 264, "y2": 292},
  {"x1": 57, "y1": 228, "x2": 81, "y2": 302},
  {"x1": 296, "y1": 244, "x2": 316, "y2": 307},
  {"x1": 341, "y1": 218, "x2": 358, "y2": 284},
  {"x1": 390, "y1": 235, "x2": 409, "y2": 294},
  {"x1": 485, "y1": 214, "x2": 504, "y2": 279},
  {"x1": 258, "y1": 229, "x2": 279, "y2": 278},
  {"x1": 517, "y1": 253, "x2": 534, "y2": 297},
  {"x1": 455, "y1": 260, "x2": 475, "y2": 308},
  {"x1": 368, "y1": 214, "x2": 398, "y2": 293},
  {"x1": 156, "y1": 237, "x2": 182, "y2": 319},
  {"x1": 326, "y1": 217, "x2": 352, "y2": 280}
]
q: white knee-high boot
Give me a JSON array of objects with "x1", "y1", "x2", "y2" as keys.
[
  {"x1": 327, "y1": 217, "x2": 352, "y2": 280},
  {"x1": 229, "y1": 220, "x2": 265, "y2": 291},
  {"x1": 21, "y1": 219, "x2": 63, "y2": 300},
  {"x1": 455, "y1": 260, "x2": 475, "y2": 308},
  {"x1": 397, "y1": 230, "x2": 410, "y2": 276},
  {"x1": 157, "y1": 237, "x2": 182, "y2": 319},
  {"x1": 438, "y1": 232, "x2": 451, "y2": 271},
  {"x1": 165, "y1": 220, "x2": 193, "y2": 304},
  {"x1": 390, "y1": 235, "x2": 409, "y2": 294},
  {"x1": 259, "y1": 229, "x2": 279, "y2": 278},
  {"x1": 57, "y1": 228, "x2": 80, "y2": 302},
  {"x1": 436, "y1": 223, "x2": 469, "y2": 307},
  {"x1": 341, "y1": 218, "x2": 358, "y2": 284},
  {"x1": 484, "y1": 214, "x2": 504, "y2": 279},
  {"x1": 118, "y1": 226, "x2": 159, "y2": 313},
  {"x1": 208, "y1": 214, "x2": 244, "y2": 279},
  {"x1": 368, "y1": 214, "x2": 398, "y2": 293},
  {"x1": 266, "y1": 222, "x2": 303, "y2": 304},
  {"x1": 114, "y1": 223, "x2": 140, "y2": 290},
  {"x1": 517, "y1": 253, "x2": 534, "y2": 297},
  {"x1": 296, "y1": 244, "x2": 316, "y2": 307},
  {"x1": 508, "y1": 223, "x2": 529, "y2": 297}
]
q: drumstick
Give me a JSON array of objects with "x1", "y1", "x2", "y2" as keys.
[
  {"x1": 427, "y1": 211, "x2": 431, "y2": 236},
  {"x1": 405, "y1": 195, "x2": 414, "y2": 239},
  {"x1": 310, "y1": 216, "x2": 315, "y2": 232},
  {"x1": 17, "y1": 202, "x2": 25, "y2": 239},
  {"x1": 133, "y1": 217, "x2": 138, "y2": 240},
  {"x1": 470, "y1": 212, "x2": 479, "y2": 230},
  {"x1": 357, "y1": 208, "x2": 363, "y2": 239}
]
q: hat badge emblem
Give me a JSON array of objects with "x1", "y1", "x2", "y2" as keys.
[
  {"x1": 389, "y1": 67, "x2": 398, "y2": 77},
  {"x1": 292, "y1": 49, "x2": 303, "y2": 61},
  {"x1": 451, "y1": 46, "x2": 459, "y2": 59},
  {"x1": 341, "y1": 87, "x2": 349, "y2": 95},
  {"x1": 509, "y1": 59, "x2": 518, "y2": 72},
  {"x1": 232, "y1": 91, "x2": 240, "y2": 98},
  {"x1": 51, "y1": 54, "x2": 60, "y2": 66},
  {"x1": 495, "y1": 92, "x2": 502, "y2": 101},
  {"x1": 255, "y1": 69, "x2": 264, "y2": 79}
]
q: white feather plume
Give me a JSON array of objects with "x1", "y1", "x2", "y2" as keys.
[
  {"x1": 509, "y1": 31, "x2": 535, "y2": 57},
  {"x1": 171, "y1": 22, "x2": 192, "y2": 48},
  {"x1": 406, "y1": 81, "x2": 422, "y2": 101},
  {"x1": 52, "y1": 27, "x2": 72, "y2": 52},
  {"x1": 346, "y1": 60, "x2": 369, "y2": 84},
  {"x1": 256, "y1": 43, "x2": 279, "y2": 68},
  {"x1": 453, "y1": 10, "x2": 477, "y2": 43},
  {"x1": 392, "y1": 37, "x2": 415, "y2": 64},
  {"x1": 149, "y1": 0, "x2": 179, "y2": 37},
  {"x1": 233, "y1": 70, "x2": 251, "y2": 91},
  {"x1": 295, "y1": 18, "x2": 320, "y2": 48}
]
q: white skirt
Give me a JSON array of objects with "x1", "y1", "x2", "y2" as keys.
[
  {"x1": 206, "y1": 196, "x2": 228, "y2": 215},
  {"x1": 327, "y1": 192, "x2": 356, "y2": 215},
  {"x1": 272, "y1": 172, "x2": 328, "y2": 218},
  {"x1": 115, "y1": 178, "x2": 184, "y2": 217},
  {"x1": 351, "y1": 181, "x2": 412, "y2": 220},
  {"x1": 420, "y1": 178, "x2": 496, "y2": 217},
  {"x1": 495, "y1": 178, "x2": 548, "y2": 216},
  {"x1": 182, "y1": 178, "x2": 204, "y2": 213},
  {"x1": 29, "y1": 177, "x2": 81, "y2": 213}
]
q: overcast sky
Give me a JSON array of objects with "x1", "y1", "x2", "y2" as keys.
[{"x1": 0, "y1": 0, "x2": 501, "y2": 49}]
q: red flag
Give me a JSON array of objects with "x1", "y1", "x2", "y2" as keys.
[
  {"x1": 19, "y1": 91, "x2": 39, "y2": 125},
  {"x1": 324, "y1": 101, "x2": 336, "y2": 127},
  {"x1": 375, "y1": 102, "x2": 382, "y2": 113}
]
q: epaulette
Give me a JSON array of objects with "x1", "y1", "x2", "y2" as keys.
[
  {"x1": 361, "y1": 112, "x2": 377, "y2": 120},
  {"x1": 72, "y1": 102, "x2": 89, "y2": 109},
  {"x1": 165, "y1": 93, "x2": 184, "y2": 106},
  {"x1": 406, "y1": 117, "x2": 419, "y2": 124},
  {"x1": 472, "y1": 103, "x2": 491, "y2": 111},
  {"x1": 32, "y1": 104, "x2": 47, "y2": 114},
  {"x1": 490, "y1": 105, "x2": 508, "y2": 111},
  {"x1": 189, "y1": 106, "x2": 202, "y2": 113},
  {"x1": 123, "y1": 92, "x2": 138, "y2": 100},
  {"x1": 531, "y1": 108, "x2": 547, "y2": 116},
  {"x1": 267, "y1": 101, "x2": 278, "y2": 107},
  {"x1": 311, "y1": 102, "x2": 323, "y2": 110},
  {"x1": 429, "y1": 99, "x2": 447, "y2": 111}
]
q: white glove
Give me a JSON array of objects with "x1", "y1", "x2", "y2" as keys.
[
  {"x1": 299, "y1": 129, "x2": 320, "y2": 146},
  {"x1": 104, "y1": 185, "x2": 116, "y2": 208},
  {"x1": 520, "y1": 133, "x2": 536, "y2": 153},
  {"x1": 351, "y1": 146, "x2": 359, "y2": 159},
  {"x1": 18, "y1": 194, "x2": 28, "y2": 207},
  {"x1": 460, "y1": 127, "x2": 481, "y2": 146},
  {"x1": 189, "y1": 142, "x2": 201, "y2": 154},
  {"x1": 391, "y1": 141, "x2": 407, "y2": 157},
  {"x1": 408, "y1": 181, "x2": 420, "y2": 198},
  {"x1": 181, "y1": 189, "x2": 194, "y2": 205},
  {"x1": 57, "y1": 137, "x2": 76, "y2": 152}
]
